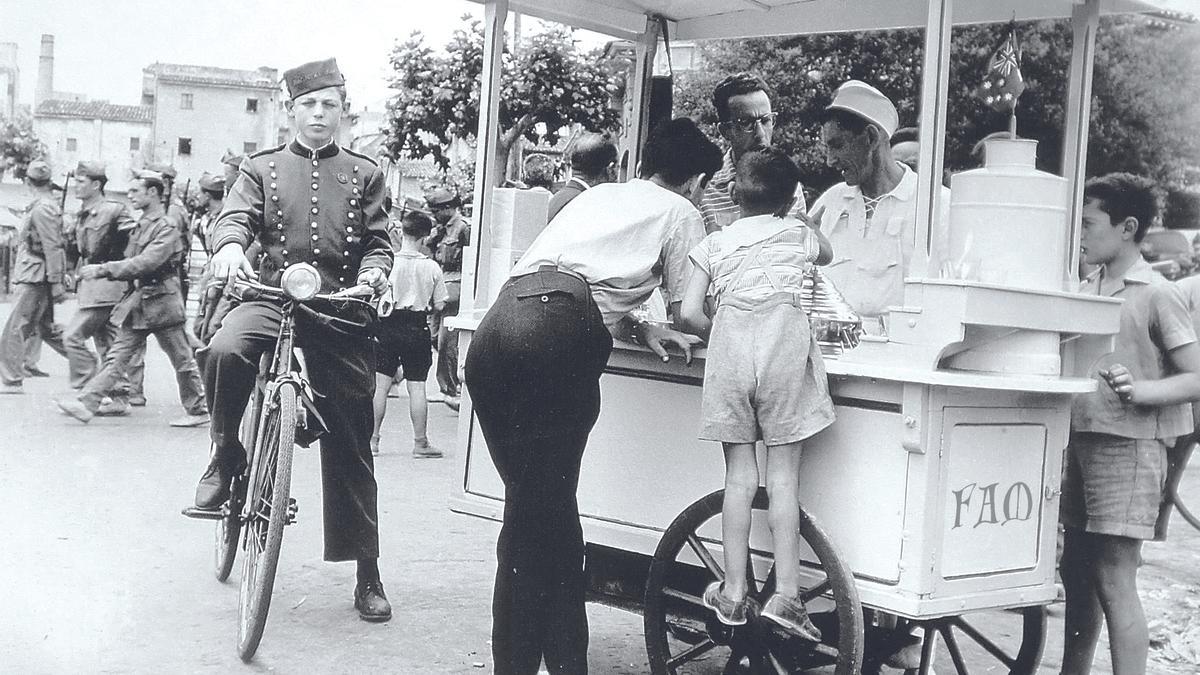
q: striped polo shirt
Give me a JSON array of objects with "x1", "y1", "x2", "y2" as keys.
[{"x1": 699, "y1": 150, "x2": 807, "y2": 234}]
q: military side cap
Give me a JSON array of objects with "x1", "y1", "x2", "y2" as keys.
[
  {"x1": 74, "y1": 160, "x2": 107, "y2": 180},
  {"x1": 220, "y1": 149, "x2": 245, "y2": 166},
  {"x1": 425, "y1": 187, "x2": 460, "y2": 208},
  {"x1": 145, "y1": 162, "x2": 177, "y2": 179},
  {"x1": 26, "y1": 159, "x2": 53, "y2": 182},
  {"x1": 283, "y1": 58, "x2": 345, "y2": 100},
  {"x1": 198, "y1": 173, "x2": 226, "y2": 194},
  {"x1": 826, "y1": 80, "x2": 899, "y2": 138}
]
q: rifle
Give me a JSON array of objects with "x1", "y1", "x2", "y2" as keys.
[
  {"x1": 59, "y1": 171, "x2": 78, "y2": 291},
  {"x1": 178, "y1": 178, "x2": 192, "y2": 301}
]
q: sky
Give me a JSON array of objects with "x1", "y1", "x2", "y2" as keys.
[{"x1": 0, "y1": 0, "x2": 522, "y2": 112}]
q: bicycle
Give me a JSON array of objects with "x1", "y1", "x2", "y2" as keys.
[
  {"x1": 183, "y1": 262, "x2": 376, "y2": 661},
  {"x1": 1166, "y1": 437, "x2": 1200, "y2": 532}
]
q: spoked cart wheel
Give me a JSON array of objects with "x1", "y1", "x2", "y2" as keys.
[
  {"x1": 865, "y1": 605, "x2": 1046, "y2": 675},
  {"x1": 644, "y1": 488, "x2": 864, "y2": 674},
  {"x1": 236, "y1": 382, "x2": 298, "y2": 662}
]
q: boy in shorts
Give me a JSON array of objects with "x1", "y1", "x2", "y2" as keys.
[
  {"x1": 372, "y1": 210, "x2": 448, "y2": 458},
  {"x1": 680, "y1": 148, "x2": 835, "y2": 638},
  {"x1": 1061, "y1": 173, "x2": 1200, "y2": 675}
]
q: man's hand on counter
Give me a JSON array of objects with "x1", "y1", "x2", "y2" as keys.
[{"x1": 641, "y1": 322, "x2": 701, "y2": 365}]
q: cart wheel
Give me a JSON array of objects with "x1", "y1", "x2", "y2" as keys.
[
  {"x1": 883, "y1": 606, "x2": 1047, "y2": 675},
  {"x1": 644, "y1": 488, "x2": 863, "y2": 674}
]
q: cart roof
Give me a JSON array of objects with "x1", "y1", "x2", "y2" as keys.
[{"x1": 467, "y1": 0, "x2": 1193, "y2": 40}]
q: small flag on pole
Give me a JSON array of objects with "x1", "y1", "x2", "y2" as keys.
[{"x1": 978, "y1": 22, "x2": 1025, "y2": 113}]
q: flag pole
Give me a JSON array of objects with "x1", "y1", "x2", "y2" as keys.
[{"x1": 1009, "y1": 108, "x2": 1018, "y2": 138}]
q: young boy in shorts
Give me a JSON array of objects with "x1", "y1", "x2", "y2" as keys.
[
  {"x1": 1061, "y1": 173, "x2": 1200, "y2": 675},
  {"x1": 680, "y1": 148, "x2": 835, "y2": 637},
  {"x1": 372, "y1": 210, "x2": 448, "y2": 458}
]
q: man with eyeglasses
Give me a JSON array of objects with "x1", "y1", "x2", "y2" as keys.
[{"x1": 699, "y1": 72, "x2": 807, "y2": 234}]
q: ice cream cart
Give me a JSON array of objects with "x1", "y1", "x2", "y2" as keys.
[{"x1": 447, "y1": 1, "x2": 1174, "y2": 672}]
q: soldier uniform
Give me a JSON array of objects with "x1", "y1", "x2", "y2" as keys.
[
  {"x1": 425, "y1": 188, "x2": 471, "y2": 402},
  {"x1": 199, "y1": 59, "x2": 394, "y2": 571},
  {"x1": 63, "y1": 161, "x2": 138, "y2": 390},
  {"x1": 0, "y1": 160, "x2": 68, "y2": 390},
  {"x1": 59, "y1": 174, "x2": 208, "y2": 424}
]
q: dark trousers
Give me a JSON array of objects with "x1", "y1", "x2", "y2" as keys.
[
  {"x1": 79, "y1": 321, "x2": 205, "y2": 415},
  {"x1": 203, "y1": 300, "x2": 379, "y2": 562},
  {"x1": 0, "y1": 282, "x2": 67, "y2": 385},
  {"x1": 464, "y1": 270, "x2": 613, "y2": 675},
  {"x1": 434, "y1": 295, "x2": 461, "y2": 396}
]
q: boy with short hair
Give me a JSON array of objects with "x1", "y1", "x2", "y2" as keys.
[
  {"x1": 371, "y1": 209, "x2": 448, "y2": 458},
  {"x1": 1061, "y1": 173, "x2": 1200, "y2": 675}
]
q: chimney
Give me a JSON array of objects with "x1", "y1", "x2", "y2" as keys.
[{"x1": 36, "y1": 34, "x2": 54, "y2": 107}]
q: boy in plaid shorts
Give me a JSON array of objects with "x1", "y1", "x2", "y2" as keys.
[
  {"x1": 1061, "y1": 173, "x2": 1200, "y2": 675},
  {"x1": 371, "y1": 209, "x2": 448, "y2": 458}
]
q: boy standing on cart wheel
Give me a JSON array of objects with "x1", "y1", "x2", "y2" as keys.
[
  {"x1": 192, "y1": 58, "x2": 394, "y2": 623},
  {"x1": 1061, "y1": 173, "x2": 1200, "y2": 674}
]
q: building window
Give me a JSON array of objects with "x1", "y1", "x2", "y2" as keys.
[
  {"x1": 178, "y1": 138, "x2": 192, "y2": 156},
  {"x1": 180, "y1": 93, "x2": 193, "y2": 110},
  {"x1": 66, "y1": 138, "x2": 77, "y2": 152},
  {"x1": 245, "y1": 98, "x2": 259, "y2": 113},
  {"x1": 243, "y1": 141, "x2": 258, "y2": 154},
  {"x1": 129, "y1": 137, "x2": 140, "y2": 152}
]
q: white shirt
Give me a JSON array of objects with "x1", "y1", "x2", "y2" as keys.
[
  {"x1": 809, "y1": 163, "x2": 950, "y2": 319},
  {"x1": 511, "y1": 178, "x2": 705, "y2": 326}
]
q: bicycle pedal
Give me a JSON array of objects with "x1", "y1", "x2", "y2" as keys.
[{"x1": 181, "y1": 506, "x2": 226, "y2": 521}]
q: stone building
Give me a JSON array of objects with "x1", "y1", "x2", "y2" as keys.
[
  {"x1": 142, "y1": 63, "x2": 282, "y2": 181},
  {"x1": 0, "y1": 42, "x2": 17, "y2": 120},
  {"x1": 34, "y1": 101, "x2": 153, "y2": 192}
]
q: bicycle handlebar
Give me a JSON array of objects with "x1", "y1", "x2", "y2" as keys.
[{"x1": 231, "y1": 276, "x2": 376, "y2": 304}]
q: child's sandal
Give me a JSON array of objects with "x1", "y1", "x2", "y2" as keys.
[{"x1": 702, "y1": 581, "x2": 757, "y2": 626}]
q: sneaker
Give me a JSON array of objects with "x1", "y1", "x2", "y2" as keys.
[
  {"x1": 129, "y1": 395, "x2": 147, "y2": 407},
  {"x1": 760, "y1": 593, "x2": 822, "y2": 642},
  {"x1": 1, "y1": 382, "x2": 23, "y2": 395},
  {"x1": 412, "y1": 440, "x2": 443, "y2": 459},
  {"x1": 370, "y1": 434, "x2": 381, "y2": 456},
  {"x1": 169, "y1": 412, "x2": 211, "y2": 427},
  {"x1": 56, "y1": 398, "x2": 94, "y2": 423},
  {"x1": 702, "y1": 581, "x2": 756, "y2": 626},
  {"x1": 354, "y1": 580, "x2": 392, "y2": 622},
  {"x1": 96, "y1": 398, "x2": 131, "y2": 417}
]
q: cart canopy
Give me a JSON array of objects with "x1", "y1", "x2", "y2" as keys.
[{"x1": 466, "y1": 0, "x2": 1189, "y2": 40}]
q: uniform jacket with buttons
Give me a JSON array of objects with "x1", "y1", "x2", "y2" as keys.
[
  {"x1": 13, "y1": 195, "x2": 66, "y2": 285},
  {"x1": 71, "y1": 198, "x2": 135, "y2": 308},
  {"x1": 210, "y1": 139, "x2": 392, "y2": 293},
  {"x1": 101, "y1": 209, "x2": 187, "y2": 331}
]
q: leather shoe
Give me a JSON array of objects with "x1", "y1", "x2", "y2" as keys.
[
  {"x1": 129, "y1": 395, "x2": 147, "y2": 407},
  {"x1": 24, "y1": 366, "x2": 50, "y2": 377},
  {"x1": 194, "y1": 459, "x2": 243, "y2": 509},
  {"x1": 354, "y1": 580, "x2": 392, "y2": 622},
  {"x1": 97, "y1": 398, "x2": 131, "y2": 416}
]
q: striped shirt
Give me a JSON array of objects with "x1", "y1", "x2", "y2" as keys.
[
  {"x1": 699, "y1": 150, "x2": 808, "y2": 234},
  {"x1": 689, "y1": 214, "x2": 820, "y2": 304}
]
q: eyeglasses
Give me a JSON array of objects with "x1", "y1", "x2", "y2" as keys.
[{"x1": 723, "y1": 112, "x2": 778, "y2": 132}]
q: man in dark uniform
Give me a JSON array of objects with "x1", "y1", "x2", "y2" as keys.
[
  {"x1": 63, "y1": 161, "x2": 136, "y2": 396},
  {"x1": 193, "y1": 58, "x2": 394, "y2": 622},
  {"x1": 0, "y1": 160, "x2": 68, "y2": 393},
  {"x1": 57, "y1": 172, "x2": 209, "y2": 426},
  {"x1": 220, "y1": 150, "x2": 244, "y2": 197},
  {"x1": 424, "y1": 187, "x2": 470, "y2": 409}
]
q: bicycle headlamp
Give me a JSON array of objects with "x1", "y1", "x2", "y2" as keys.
[{"x1": 280, "y1": 263, "x2": 321, "y2": 301}]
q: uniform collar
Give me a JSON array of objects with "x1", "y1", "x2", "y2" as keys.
[
  {"x1": 840, "y1": 162, "x2": 917, "y2": 203},
  {"x1": 1087, "y1": 256, "x2": 1155, "y2": 296},
  {"x1": 289, "y1": 137, "x2": 340, "y2": 160}
]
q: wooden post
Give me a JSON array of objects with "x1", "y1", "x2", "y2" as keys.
[
  {"x1": 463, "y1": 0, "x2": 509, "y2": 314},
  {"x1": 913, "y1": 0, "x2": 953, "y2": 277},
  {"x1": 1062, "y1": 0, "x2": 1100, "y2": 288},
  {"x1": 625, "y1": 17, "x2": 662, "y2": 179}
]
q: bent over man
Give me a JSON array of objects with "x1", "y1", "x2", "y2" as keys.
[{"x1": 193, "y1": 58, "x2": 394, "y2": 622}]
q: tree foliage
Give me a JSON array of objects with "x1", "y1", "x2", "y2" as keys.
[
  {"x1": 384, "y1": 17, "x2": 621, "y2": 182},
  {"x1": 0, "y1": 113, "x2": 45, "y2": 180},
  {"x1": 673, "y1": 17, "x2": 1200, "y2": 198}
]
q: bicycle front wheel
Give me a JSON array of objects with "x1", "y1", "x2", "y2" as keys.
[{"x1": 236, "y1": 382, "x2": 298, "y2": 662}]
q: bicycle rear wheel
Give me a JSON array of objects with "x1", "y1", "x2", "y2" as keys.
[{"x1": 236, "y1": 382, "x2": 298, "y2": 662}]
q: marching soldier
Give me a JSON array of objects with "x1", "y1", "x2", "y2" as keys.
[
  {"x1": 193, "y1": 58, "x2": 394, "y2": 622},
  {"x1": 0, "y1": 160, "x2": 68, "y2": 393},
  {"x1": 56, "y1": 171, "x2": 209, "y2": 426},
  {"x1": 63, "y1": 161, "x2": 138, "y2": 400}
]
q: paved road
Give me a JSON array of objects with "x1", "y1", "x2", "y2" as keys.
[{"x1": 1, "y1": 299, "x2": 1198, "y2": 674}]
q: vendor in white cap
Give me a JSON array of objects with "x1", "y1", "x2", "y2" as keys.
[{"x1": 809, "y1": 80, "x2": 949, "y2": 334}]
